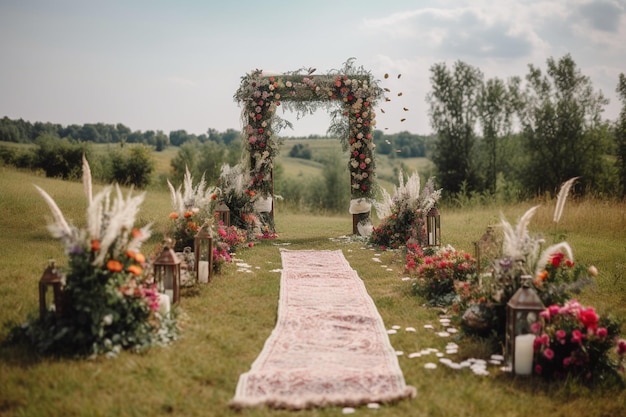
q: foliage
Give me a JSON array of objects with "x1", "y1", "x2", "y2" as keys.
[
  {"x1": 408, "y1": 244, "x2": 477, "y2": 306},
  {"x1": 9, "y1": 157, "x2": 178, "y2": 357},
  {"x1": 288, "y1": 143, "x2": 312, "y2": 159},
  {"x1": 616, "y1": 73, "x2": 626, "y2": 197},
  {"x1": 427, "y1": 60, "x2": 484, "y2": 194},
  {"x1": 107, "y1": 144, "x2": 155, "y2": 189},
  {"x1": 167, "y1": 166, "x2": 218, "y2": 252},
  {"x1": 532, "y1": 299, "x2": 625, "y2": 383},
  {"x1": 518, "y1": 54, "x2": 612, "y2": 196},
  {"x1": 455, "y1": 179, "x2": 597, "y2": 341},
  {"x1": 369, "y1": 170, "x2": 441, "y2": 249},
  {"x1": 234, "y1": 58, "x2": 384, "y2": 200},
  {"x1": 34, "y1": 135, "x2": 90, "y2": 180}
]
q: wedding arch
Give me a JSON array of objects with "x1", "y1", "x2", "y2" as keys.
[{"x1": 233, "y1": 59, "x2": 384, "y2": 235}]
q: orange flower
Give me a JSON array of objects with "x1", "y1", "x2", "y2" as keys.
[
  {"x1": 538, "y1": 270, "x2": 549, "y2": 281},
  {"x1": 134, "y1": 253, "x2": 146, "y2": 264},
  {"x1": 127, "y1": 265, "x2": 143, "y2": 276},
  {"x1": 184, "y1": 211, "x2": 193, "y2": 218},
  {"x1": 126, "y1": 250, "x2": 137, "y2": 259},
  {"x1": 107, "y1": 259, "x2": 123, "y2": 272},
  {"x1": 211, "y1": 194, "x2": 217, "y2": 200},
  {"x1": 91, "y1": 239, "x2": 101, "y2": 251},
  {"x1": 131, "y1": 228, "x2": 142, "y2": 238},
  {"x1": 169, "y1": 212, "x2": 179, "y2": 219}
]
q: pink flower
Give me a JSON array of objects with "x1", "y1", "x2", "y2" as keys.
[
  {"x1": 617, "y1": 339, "x2": 626, "y2": 355},
  {"x1": 563, "y1": 356, "x2": 573, "y2": 367},
  {"x1": 531, "y1": 322, "x2": 542, "y2": 334},
  {"x1": 596, "y1": 327, "x2": 608, "y2": 338},
  {"x1": 556, "y1": 329, "x2": 567, "y2": 341},
  {"x1": 534, "y1": 364, "x2": 542, "y2": 375},
  {"x1": 548, "y1": 305, "x2": 561, "y2": 316},
  {"x1": 571, "y1": 329, "x2": 583, "y2": 344},
  {"x1": 543, "y1": 348, "x2": 555, "y2": 360}
]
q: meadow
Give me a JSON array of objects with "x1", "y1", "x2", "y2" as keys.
[{"x1": 0, "y1": 141, "x2": 625, "y2": 416}]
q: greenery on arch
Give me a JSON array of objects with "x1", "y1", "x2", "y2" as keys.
[{"x1": 234, "y1": 58, "x2": 385, "y2": 201}]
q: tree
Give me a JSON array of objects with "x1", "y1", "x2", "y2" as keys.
[
  {"x1": 427, "y1": 61, "x2": 483, "y2": 194},
  {"x1": 518, "y1": 54, "x2": 611, "y2": 196},
  {"x1": 616, "y1": 73, "x2": 626, "y2": 197},
  {"x1": 477, "y1": 76, "x2": 520, "y2": 194}
]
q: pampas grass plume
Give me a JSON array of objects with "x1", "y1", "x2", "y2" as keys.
[{"x1": 553, "y1": 177, "x2": 579, "y2": 223}]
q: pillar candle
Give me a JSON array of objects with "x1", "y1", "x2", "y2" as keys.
[
  {"x1": 198, "y1": 260, "x2": 209, "y2": 283},
  {"x1": 158, "y1": 292, "x2": 171, "y2": 317},
  {"x1": 514, "y1": 334, "x2": 535, "y2": 375}
]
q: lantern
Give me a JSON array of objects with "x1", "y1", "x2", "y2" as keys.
[
  {"x1": 216, "y1": 201, "x2": 231, "y2": 227},
  {"x1": 153, "y1": 241, "x2": 181, "y2": 304},
  {"x1": 426, "y1": 206, "x2": 441, "y2": 247},
  {"x1": 506, "y1": 275, "x2": 545, "y2": 375},
  {"x1": 39, "y1": 259, "x2": 64, "y2": 320},
  {"x1": 194, "y1": 222, "x2": 214, "y2": 284}
]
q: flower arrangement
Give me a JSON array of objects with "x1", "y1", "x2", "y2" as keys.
[
  {"x1": 370, "y1": 170, "x2": 441, "y2": 249},
  {"x1": 211, "y1": 222, "x2": 247, "y2": 273},
  {"x1": 167, "y1": 166, "x2": 218, "y2": 252},
  {"x1": 408, "y1": 244, "x2": 477, "y2": 306},
  {"x1": 532, "y1": 299, "x2": 625, "y2": 382},
  {"x1": 234, "y1": 58, "x2": 384, "y2": 201},
  {"x1": 12, "y1": 156, "x2": 178, "y2": 357}
]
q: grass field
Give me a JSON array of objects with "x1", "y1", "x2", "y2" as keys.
[{"x1": 1, "y1": 150, "x2": 625, "y2": 416}]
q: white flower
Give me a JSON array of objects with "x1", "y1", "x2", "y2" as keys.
[{"x1": 102, "y1": 314, "x2": 113, "y2": 326}]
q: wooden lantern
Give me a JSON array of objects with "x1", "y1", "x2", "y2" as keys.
[
  {"x1": 153, "y1": 241, "x2": 181, "y2": 304},
  {"x1": 426, "y1": 206, "x2": 441, "y2": 247},
  {"x1": 194, "y1": 223, "x2": 213, "y2": 284},
  {"x1": 506, "y1": 275, "x2": 545, "y2": 375},
  {"x1": 39, "y1": 259, "x2": 64, "y2": 320},
  {"x1": 216, "y1": 201, "x2": 231, "y2": 227}
]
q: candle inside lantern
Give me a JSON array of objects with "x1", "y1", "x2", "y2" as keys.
[
  {"x1": 158, "y1": 292, "x2": 171, "y2": 316},
  {"x1": 514, "y1": 334, "x2": 535, "y2": 375},
  {"x1": 198, "y1": 260, "x2": 209, "y2": 284}
]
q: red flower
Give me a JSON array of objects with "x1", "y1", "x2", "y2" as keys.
[
  {"x1": 550, "y1": 252, "x2": 565, "y2": 267},
  {"x1": 91, "y1": 239, "x2": 101, "y2": 252},
  {"x1": 578, "y1": 307, "x2": 599, "y2": 331}
]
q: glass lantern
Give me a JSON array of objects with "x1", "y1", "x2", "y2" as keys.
[
  {"x1": 153, "y1": 241, "x2": 181, "y2": 304},
  {"x1": 39, "y1": 259, "x2": 65, "y2": 320},
  {"x1": 215, "y1": 201, "x2": 231, "y2": 227},
  {"x1": 194, "y1": 222, "x2": 213, "y2": 284},
  {"x1": 506, "y1": 275, "x2": 545, "y2": 375},
  {"x1": 426, "y1": 206, "x2": 441, "y2": 247}
]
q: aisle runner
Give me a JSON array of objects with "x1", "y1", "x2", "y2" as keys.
[{"x1": 231, "y1": 249, "x2": 416, "y2": 409}]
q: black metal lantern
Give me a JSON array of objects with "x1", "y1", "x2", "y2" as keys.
[
  {"x1": 426, "y1": 206, "x2": 441, "y2": 247},
  {"x1": 194, "y1": 222, "x2": 213, "y2": 284},
  {"x1": 506, "y1": 275, "x2": 545, "y2": 375},
  {"x1": 215, "y1": 201, "x2": 231, "y2": 227},
  {"x1": 153, "y1": 241, "x2": 181, "y2": 304},
  {"x1": 39, "y1": 259, "x2": 64, "y2": 320}
]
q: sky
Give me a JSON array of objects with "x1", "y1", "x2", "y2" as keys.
[{"x1": 1, "y1": 0, "x2": 625, "y2": 137}]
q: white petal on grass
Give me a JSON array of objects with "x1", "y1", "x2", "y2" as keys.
[
  {"x1": 395, "y1": 351, "x2": 404, "y2": 356},
  {"x1": 436, "y1": 352, "x2": 444, "y2": 358},
  {"x1": 405, "y1": 327, "x2": 416, "y2": 332},
  {"x1": 491, "y1": 354, "x2": 504, "y2": 361},
  {"x1": 424, "y1": 324, "x2": 434, "y2": 329},
  {"x1": 401, "y1": 277, "x2": 412, "y2": 281},
  {"x1": 367, "y1": 403, "x2": 380, "y2": 409},
  {"x1": 437, "y1": 332, "x2": 450, "y2": 337},
  {"x1": 387, "y1": 329, "x2": 397, "y2": 334},
  {"x1": 342, "y1": 407, "x2": 356, "y2": 414},
  {"x1": 408, "y1": 352, "x2": 421, "y2": 358},
  {"x1": 372, "y1": 257, "x2": 381, "y2": 263},
  {"x1": 447, "y1": 328, "x2": 458, "y2": 334},
  {"x1": 392, "y1": 325, "x2": 401, "y2": 330},
  {"x1": 424, "y1": 363, "x2": 437, "y2": 369}
]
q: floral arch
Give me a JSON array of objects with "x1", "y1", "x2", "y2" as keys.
[{"x1": 234, "y1": 59, "x2": 384, "y2": 235}]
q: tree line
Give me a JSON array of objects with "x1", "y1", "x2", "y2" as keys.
[{"x1": 427, "y1": 54, "x2": 626, "y2": 199}]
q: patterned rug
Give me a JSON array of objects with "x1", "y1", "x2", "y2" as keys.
[{"x1": 230, "y1": 249, "x2": 416, "y2": 409}]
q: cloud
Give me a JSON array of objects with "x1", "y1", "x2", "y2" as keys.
[
  {"x1": 577, "y1": 0, "x2": 624, "y2": 32},
  {"x1": 363, "y1": 6, "x2": 537, "y2": 60}
]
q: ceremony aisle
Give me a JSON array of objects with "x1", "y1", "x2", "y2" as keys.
[{"x1": 231, "y1": 249, "x2": 416, "y2": 409}]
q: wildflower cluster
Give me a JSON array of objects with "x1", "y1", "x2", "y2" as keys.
[
  {"x1": 532, "y1": 299, "x2": 625, "y2": 382},
  {"x1": 408, "y1": 245, "x2": 477, "y2": 306},
  {"x1": 370, "y1": 171, "x2": 441, "y2": 249},
  {"x1": 212, "y1": 223, "x2": 247, "y2": 273},
  {"x1": 167, "y1": 167, "x2": 217, "y2": 252},
  {"x1": 12, "y1": 156, "x2": 178, "y2": 357}
]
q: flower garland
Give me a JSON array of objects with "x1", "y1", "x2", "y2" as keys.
[{"x1": 234, "y1": 59, "x2": 384, "y2": 200}]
